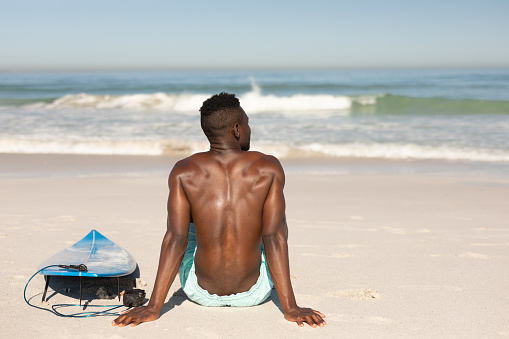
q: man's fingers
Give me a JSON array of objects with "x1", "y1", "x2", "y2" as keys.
[
  {"x1": 304, "y1": 315, "x2": 317, "y2": 327},
  {"x1": 313, "y1": 310, "x2": 326, "y2": 318},
  {"x1": 112, "y1": 309, "x2": 133, "y2": 326},
  {"x1": 112, "y1": 315, "x2": 125, "y2": 326},
  {"x1": 311, "y1": 314, "x2": 325, "y2": 327},
  {"x1": 119, "y1": 315, "x2": 134, "y2": 327},
  {"x1": 288, "y1": 308, "x2": 327, "y2": 328},
  {"x1": 299, "y1": 313, "x2": 326, "y2": 328},
  {"x1": 112, "y1": 307, "x2": 158, "y2": 329}
]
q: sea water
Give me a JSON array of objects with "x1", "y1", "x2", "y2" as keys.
[{"x1": 1, "y1": 69, "x2": 508, "y2": 169}]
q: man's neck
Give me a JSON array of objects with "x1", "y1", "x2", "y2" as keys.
[{"x1": 208, "y1": 140, "x2": 243, "y2": 154}]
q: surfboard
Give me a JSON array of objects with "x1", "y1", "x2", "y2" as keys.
[{"x1": 38, "y1": 229, "x2": 136, "y2": 278}]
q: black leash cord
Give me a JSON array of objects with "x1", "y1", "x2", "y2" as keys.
[{"x1": 24, "y1": 265, "x2": 125, "y2": 318}]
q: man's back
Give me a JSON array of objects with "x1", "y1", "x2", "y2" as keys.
[
  {"x1": 175, "y1": 149, "x2": 280, "y2": 295},
  {"x1": 112, "y1": 93, "x2": 325, "y2": 328}
]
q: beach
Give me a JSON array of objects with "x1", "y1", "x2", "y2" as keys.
[
  {"x1": 1, "y1": 68, "x2": 509, "y2": 337},
  {"x1": 2, "y1": 154, "x2": 508, "y2": 338},
  {"x1": 2, "y1": 0, "x2": 509, "y2": 334}
]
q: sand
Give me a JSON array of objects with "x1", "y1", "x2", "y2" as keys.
[{"x1": 1, "y1": 154, "x2": 509, "y2": 338}]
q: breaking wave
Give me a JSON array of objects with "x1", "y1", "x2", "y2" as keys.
[
  {"x1": 296, "y1": 143, "x2": 509, "y2": 162},
  {"x1": 3, "y1": 76, "x2": 507, "y2": 115},
  {"x1": 12, "y1": 92, "x2": 509, "y2": 116},
  {"x1": 2, "y1": 138, "x2": 508, "y2": 162},
  {"x1": 0, "y1": 138, "x2": 208, "y2": 156},
  {"x1": 12, "y1": 79, "x2": 352, "y2": 113}
]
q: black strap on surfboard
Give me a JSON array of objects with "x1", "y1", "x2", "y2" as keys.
[
  {"x1": 41, "y1": 264, "x2": 88, "y2": 305},
  {"x1": 26, "y1": 264, "x2": 128, "y2": 318}
]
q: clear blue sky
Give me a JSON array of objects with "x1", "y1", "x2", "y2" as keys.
[{"x1": 1, "y1": 0, "x2": 508, "y2": 71}]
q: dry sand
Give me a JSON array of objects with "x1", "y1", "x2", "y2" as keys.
[{"x1": 1, "y1": 154, "x2": 509, "y2": 338}]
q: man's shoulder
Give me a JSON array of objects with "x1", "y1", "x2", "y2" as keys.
[
  {"x1": 248, "y1": 150, "x2": 281, "y2": 164},
  {"x1": 169, "y1": 153, "x2": 205, "y2": 178},
  {"x1": 245, "y1": 151, "x2": 284, "y2": 175},
  {"x1": 170, "y1": 151, "x2": 283, "y2": 177}
]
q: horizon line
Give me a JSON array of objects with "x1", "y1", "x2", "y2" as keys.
[{"x1": 1, "y1": 65, "x2": 509, "y2": 73}]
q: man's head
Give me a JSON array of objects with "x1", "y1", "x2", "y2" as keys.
[{"x1": 200, "y1": 92, "x2": 250, "y2": 150}]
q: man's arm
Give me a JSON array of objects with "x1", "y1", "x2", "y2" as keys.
[
  {"x1": 261, "y1": 158, "x2": 326, "y2": 328},
  {"x1": 112, "y1": 162, "x2": 191, "y2": 327}
]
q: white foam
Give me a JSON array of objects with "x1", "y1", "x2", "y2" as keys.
[
  {"x1": 2, "y1": 138, "x2": 508, "y2": 162},
  {"x1": 30, "y1": 79, "x2": 353, "y2": 113},
  {"x1": 299, "y1": 143, "x2": 509, "y2": 162},
  {"x1": 240, "y1": 78, "x2": 352, "y2": 113},
  {"x1": 0, "y1": 138, "x2": 208, "y2": 156},
  {"x1": 353, "y1": 94, "x2": 385, "y2": 105},
  {"x1": 45, "y1": 92, "x2": 210, "y2": 112}
]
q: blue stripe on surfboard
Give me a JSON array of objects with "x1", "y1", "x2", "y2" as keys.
[{"x1": 38, "y1": 230, "x2": 136, "y2": 277}]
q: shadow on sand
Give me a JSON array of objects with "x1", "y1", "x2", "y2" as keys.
[{"x1": 42, "y1": 264, "x2": 141, "y2": 305}]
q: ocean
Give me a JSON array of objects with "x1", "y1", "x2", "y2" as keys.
[{"x1": 1, "y1": 69, "x2": 508, "y2": 169}]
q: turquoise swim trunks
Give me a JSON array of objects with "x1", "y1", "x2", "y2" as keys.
[{"x1": 179, "y1": 223, "x2": 274, "y2": 307}]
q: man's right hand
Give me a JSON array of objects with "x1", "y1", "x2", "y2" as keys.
[
  {"x1": 111, "y1": 306, "x2": 160, "y2": 327},
  {"x1": 284, "y1": 307, "x2": 326, "y2": 328}
]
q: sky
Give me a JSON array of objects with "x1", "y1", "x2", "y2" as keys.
[{"x1": 1, "y1": 0, "x2": 508, "y2": 71}]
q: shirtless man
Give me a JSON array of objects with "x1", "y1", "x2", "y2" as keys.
[{"x1": 112, "y1": 92, "x2": 325, "y2": 328}]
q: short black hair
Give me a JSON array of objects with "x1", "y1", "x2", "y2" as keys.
[{"x1": 200, "y1": 92, "x2": 242, "y2": 139}]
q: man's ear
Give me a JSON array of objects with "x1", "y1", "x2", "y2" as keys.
[{"x1": 233, "y1": 123, "x2": 240, "y2": 140}]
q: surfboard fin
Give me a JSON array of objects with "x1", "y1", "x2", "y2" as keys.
[{"x1": 41, "y1": 276, "x2": 51, "y2": 303}]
